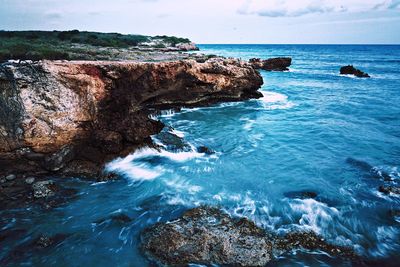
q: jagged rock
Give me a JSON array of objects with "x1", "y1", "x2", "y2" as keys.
[
  {"x1": 141, "y1": 206, "x2": 273, "y2": 266},
  {"x1": 43, "y1": 145, "x2": 75, "y2": 172},
  {"x1": 155, "y1": 130, "x2": 191, "y2": 152},
  {"x1": 0, "y1": 59, "x2": 263, "y2": 180},
  {"x1": 32, "y1": 180, "x2": 57, "y2": 198},
  {"x1": 340, "y1": 65, "x2": 370, "y2": 78},
  {"x1": 197, "y1": 146, "x2": 214, "y2": 154},
  {"x1": 140, "y1": 207, "x2": 358, "y2": 266},
  {"x1": 379, "y1": 185, "x2": 400, "y2": 195},
  {"x1": 249, "y1": 57, "x2": 292, "y2": 71}
]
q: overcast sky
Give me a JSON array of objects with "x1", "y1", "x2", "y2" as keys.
[{"x1": 1, "y1": 0, "x2": 399, "y2": 44}]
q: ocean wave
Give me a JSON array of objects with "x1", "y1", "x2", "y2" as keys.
[
  {"x1": 368, "y1": 226, "x2": 400, "y2": 257},
  {"x1": 289, "y1": 198, "x2": 340, "y2": 235},
  {"x1": 260, "y1": 91, "x2": 295, "y2": 110},
  {"x1": 105, "y1": 147, "x2": 205, "y2": 181}
]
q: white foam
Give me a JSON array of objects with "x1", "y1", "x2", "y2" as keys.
[
  {"x1": 164, "y1": 177, "x2": 203, "y2": 194},
  {"x1": 242, "y1": 119, "x2": 256, "y2": 131},
  {"x1": 106, "y1": 154, "x2": 163, "y2": 181},
  {"x1": 372, "y1": 165, "x2": 399, "y2": 181},
  {"x1": 171, "y1": 129, "x2": 185, "y2": 138},
  {"x1": 260, "y1": 91, "x2": 295, "y2": 110},
  {"x1": 289, "y1": 198, "x2": 339, "y2": 234},
  {"x1": 159, "y1": 109, "x2": 177, "y2": 117},
  {"x1": 105, "y1": 147, "x2": 205, "y2": 181}
]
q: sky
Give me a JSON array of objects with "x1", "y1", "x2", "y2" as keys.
[{"x1": 1, "y1": 0, "x2": 399, "y2": 44}]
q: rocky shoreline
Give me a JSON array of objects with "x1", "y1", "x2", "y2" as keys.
[{"x1": 0, "y1": 57, "x2": 263, "y2": 208}]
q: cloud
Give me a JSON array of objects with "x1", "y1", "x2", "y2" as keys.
[{"x1": 239, "y1": 0, "x2": 399, "y2": 17}]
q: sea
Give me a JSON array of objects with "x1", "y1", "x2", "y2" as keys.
[{"x1": 1, "y1": 44, "x2": 400, "y2": 266}]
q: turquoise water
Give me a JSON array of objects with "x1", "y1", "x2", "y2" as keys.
[{"x1": 1, "y1": 45, "x2": 400, "y2": 266}]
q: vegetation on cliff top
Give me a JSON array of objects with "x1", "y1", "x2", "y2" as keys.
[{"x1": 0, "y1": 30, "x2": 193, "y2": 61}]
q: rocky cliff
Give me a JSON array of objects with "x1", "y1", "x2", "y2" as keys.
[{"x1": 0, "y1": 58, "x2": 263, "y2": 180}]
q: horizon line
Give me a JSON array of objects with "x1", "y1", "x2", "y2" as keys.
[{"x1": 197, "y1": 43, "x2": 400, "y2": 45}]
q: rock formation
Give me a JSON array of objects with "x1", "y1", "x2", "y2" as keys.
[
  {"x1": 379, "y1": 185, "x2": 400, "y2": 195},
  {"x1": 249, "y1": 57, "x2": 292, "y2": 71},
  {"x1": 140, "y1": 206, "x2": 359, "y2": 266},
  {"x1": 0, "y1": 58, "x2": 263, "y2": 180},
  {"x1": 175, "y1": 42, "x2": 199, "y2": 51},
  {"x1": 340, "y1": 65, "x2": 370, "y2": 78}
]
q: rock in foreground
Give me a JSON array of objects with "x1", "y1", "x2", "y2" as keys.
[
  {"x1": 249, "y1": 57, "x2": 292, "y2": 71},
  {"x1": 141, "y1": 207, "x2": 273, "y2": 266},
  {"x1": 340, "y1": 65, "x2": 370, "y2": 78},
  {"x1": 141, "y1": 207, "x2": 358, "y2": 266}
]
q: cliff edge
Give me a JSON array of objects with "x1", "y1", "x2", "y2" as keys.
[{"x1": 0, "y1": 58, "x2": 263, "y2": 180}]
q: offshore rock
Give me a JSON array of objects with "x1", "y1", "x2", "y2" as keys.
[
  {"x1": 0, "y1": 58, "x2": 263, "y2": 179},
  {"x1": 249, "y1": 57, "x2": 292, "y2": 71},
  {"x1": 340, "y1": 65, "x2": 370, "y2": 78},
  {"x1": 140, "y1": 207, "x2": 358, "y2": 266},
  {"x1": 379, "y1": 185, "x2": 400, "y2": 195}
]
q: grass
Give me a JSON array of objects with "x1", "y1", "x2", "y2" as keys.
[{"x1": 0, "y1": 30, "x2": 193, "y2": 61}]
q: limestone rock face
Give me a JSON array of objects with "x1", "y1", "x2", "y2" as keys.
[{"x1": 0, "y1": 58, "x2": 263, "y2": 178}]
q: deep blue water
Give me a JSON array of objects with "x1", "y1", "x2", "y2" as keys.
[{"x1": 1, "y1": 45, "x2": 400, "y2": 266}]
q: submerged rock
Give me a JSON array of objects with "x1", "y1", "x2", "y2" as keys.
[
  {"x1": 388, "y1": 210, "x2": 400, "y2": 222},
  {"x1": 140, "y1": 206, "x2": 358, "y2": 266},
  {"x1": 197, "y1": 146, "x2": 215, "y2": 155},
  {"x1": 283, "y1": 190, "x2": 317, "y2": 199},
  {"x1": 379, "y1": 185, "x2": 400, "y2": 195},
  {"x1": 340, "y1": 65, "x2": 370, "y2": 78},
  {"x1": 0, "y1": 228, "x2": 27, "y2": 242},
  {"x1": 249, "y1": 57, "x2": 292, "y2": 71},
  {"x1": 94, "y1": 213, "x2": 133, "y2": 225},
  {"x1": 274, "y1": 231, "x2": 358, "y2": 259},
  {"x1": 32, "y1": 180, "x2": 57, "y2": 198},
  {"x1": 346, "y1": 157, "x2": 392, "y2": 181},
  {"x1": 155, "y1": 130, "x2": 191, "y2": 152},
  {"x1": 1, "y1": 233, "x2": 69, "y2": 265}
]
